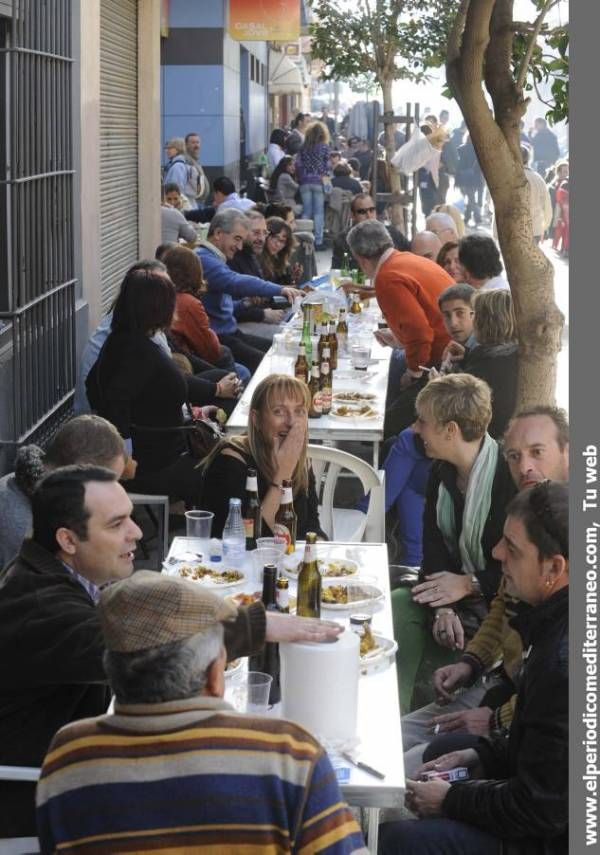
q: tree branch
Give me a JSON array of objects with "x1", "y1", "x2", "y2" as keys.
[
  {"x1": 516, "y1": 0, "x2": 558, "y2": 91},
  {"x1": 532, "y1": 77, "x2": 555, "y2": 109},
  {"x1": 447, "y1": 0, "x2": 469, "y2": 65}
]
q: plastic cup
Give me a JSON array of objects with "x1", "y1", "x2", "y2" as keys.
[
  {"x1": 350, "y1": 344, "x2": 371, "y2": 370},
  {"x1": 231, "y1": 671, "x2": 273, "y2": 714},
  {"x1": 272, "y1": 332, "x2": 285, "y2": 354},
  {"x1": 184, "y1": 511, "x2": 214, "y2": 558},
  {"x1": 251, "y1": 546, "x2": 284, "y2": 584},
  {"x1": 256, "y1": 537, "x2": 287, "y2": 554}
]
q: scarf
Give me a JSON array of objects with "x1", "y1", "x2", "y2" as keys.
[{"x1": 436, "y1": 433, "x2": 499, "y2": 575}]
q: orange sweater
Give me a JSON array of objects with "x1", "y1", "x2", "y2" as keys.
[
  {"x1": 375, "y1": 251, "x2": 452, "y2": 371},
  {"x1": 172, "y1": 292, "x2": 221, "y2": 364}
]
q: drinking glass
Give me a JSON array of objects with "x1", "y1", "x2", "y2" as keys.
[
  {"x1": 230, "y1": 671, "x2": 273, "y2": 714},
  {"x1": 350, "y1": 344, "x2": 371, "y2": 370},
  {"x1": 184, "y1": 510, "x2": 214, "y2": 558}
]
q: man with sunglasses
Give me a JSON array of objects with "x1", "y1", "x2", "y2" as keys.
[
  {"x1": 381, "y1": 481, "x2": 569, "y2": 854},
  {"x1": 331, "y1": 193, "x2": 409, "y2": 270},
  {"x1": 402, "y1": 407, "x2": 569, "y2": 777}
]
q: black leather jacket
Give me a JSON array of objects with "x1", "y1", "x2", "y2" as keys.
[{"x1": 443, "y1": 587, "x2": 568, "y2": 855}]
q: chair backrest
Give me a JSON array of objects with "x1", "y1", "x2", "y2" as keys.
[
  {"x1": 0, "y1": 767, "x2": 41, "y2": 852},
  {"x1": 325, "y1": 188, "x2": 353, "y2": 241},
  {"x1": 307, "y1": 444, "x2": 385, "y2": 542}
]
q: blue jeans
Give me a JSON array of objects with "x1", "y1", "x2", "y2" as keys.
[
  {"x1": 379, "y1": 818, "x2": 501, "y2": 855},
  {"x1": 300, "y1": 183, "x2": 325, "y2": 245}
]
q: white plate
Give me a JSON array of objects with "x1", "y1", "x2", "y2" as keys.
[
  {"x1": 225, "y1": 658, "x2": 244, "y2": 679},
  {"x1": 334, "y1": 370, "x2": 376, "y2": 382},
  {"x1": 360, "y1": 635, "x2": 398, "y2": 675},
  {"x1": 320, "y1": 582, "x2": 384, "y2": 610},
  {"x1": 282, "y1": 557, "x2": 359, "y2": 580},
  {"x1": 163, "y1": 561, "x2": 246, "y2": 589},
  {"x1": 329, "y1": 407, "x2": 380, "y2": 420},
  {"x1": 333, "y1": 391, "x2": 377, "y2": 403}
]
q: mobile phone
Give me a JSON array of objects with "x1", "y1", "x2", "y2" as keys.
[{"x1": 420, "y1": 767, "x2": 469, "y2": 783}]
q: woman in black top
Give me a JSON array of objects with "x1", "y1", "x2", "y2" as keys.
[
  {"x1": 201, "y1": 374, "x2": 326, "y2": 539},
  {"x1": 86, "y1": 261, "x2": 227, "y2": 505}
]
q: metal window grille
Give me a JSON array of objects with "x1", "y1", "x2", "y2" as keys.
[{"x1": 0, "y1": 0, "x2": 76, "y2": 445}]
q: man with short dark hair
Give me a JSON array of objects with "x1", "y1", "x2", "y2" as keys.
[
  {"x1": 37, "y1": 572, "x2": 366, "y2": 854},
  {"x1": 458, "y1": 234, "x2": 509, "y2": 290},
  {"x1": 213, "y1": 175, "x2": 256, "y2": 212},
  {"x1": 0, "y1": 465, "x2": 341, "y2": 836},
  {"x1": 331, "y1": 193, "x2": 409, "y2": 270}
]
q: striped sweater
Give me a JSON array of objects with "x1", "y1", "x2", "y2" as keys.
[{"x1": 36, "y1": 695, "x2": 368, "y2": 854}]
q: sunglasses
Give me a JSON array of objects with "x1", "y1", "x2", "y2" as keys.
[
  {"x1": 354, "y1": 206, "x2": 376, "y2": 215},
  {"x1": 528, "y1": 480, "x2": 568, "y2": 557}
]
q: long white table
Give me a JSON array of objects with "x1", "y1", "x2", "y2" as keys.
[
  {"x1": 225, "y1": 346, "x2": 391, "y2": 469},
  {"x1": 164, "y1": 538, "x2": 405, "y2": 853}
]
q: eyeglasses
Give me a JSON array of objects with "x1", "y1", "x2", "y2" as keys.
[
  {"x1": 528, "y1": 480, "x2": 568, "y2": 557},
  {"x1": 354, "y1": 206, "x2": 376, "y2": 215}
]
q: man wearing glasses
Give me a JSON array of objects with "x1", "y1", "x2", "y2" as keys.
[{"x1": 331, "y1": 193, "x2": 409, "y2": 270}]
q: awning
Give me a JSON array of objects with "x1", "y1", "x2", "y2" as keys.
[{"x1": 268, "y1": 49, "x2": 303, "y2": 95}]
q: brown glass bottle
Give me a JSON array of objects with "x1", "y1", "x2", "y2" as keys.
[
  {"x1": 349, "y1": 293, "x2": 362, "y2": 314},
  {"x1": 294, "y1": 343, "x2": 309, "y2": 384},
  {"x1": 336, "y1": 307, "x2": 348, "y2": 356},
  {"x1": 249, "y1": 564, "x2": 281, "y2": 704},
  {"x1": 273, "y1": 479, "x2": 297, "y2": 554},
  {"x1": 328, "y1": 320, "x2": 338, "y2": 370},
  {"x1": 242, "y1": 467, "x2": 261, "y2": 550},
  {"x1": 317, "y1": 321, "x2": 329, "y2": 362},
  {"x1": 320, "y1": 346, "x2": 332, "y2": 415},
  {"x1": 308, "y1": 360, "x2": 322, "y2": 418},
  {"x1": 297, "y1": 533, "x2": 321, "y2": 618}
]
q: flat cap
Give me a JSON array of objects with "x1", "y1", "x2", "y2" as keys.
[{"x1": 99, "y1": 571, "x2": 237, "y2": 653}]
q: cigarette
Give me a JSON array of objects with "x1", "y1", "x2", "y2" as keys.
[
  {"x1": 418, "y1": 365, "x2": 433, "y2": 373},
  {"x1": 433, "y1": 724, "x2": 441, "y2": 735}
]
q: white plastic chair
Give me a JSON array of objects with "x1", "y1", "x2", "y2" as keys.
[
  {"x1": 0, "y1": 765, "x2": 41, "y2": 853},
  {"x1": 307, "y1": 444, "x2": 385, "y2": 542}
]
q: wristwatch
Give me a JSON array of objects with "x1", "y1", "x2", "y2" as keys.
[{"x1": 470, "y1": 574, "x2": 482, "y2": 595}]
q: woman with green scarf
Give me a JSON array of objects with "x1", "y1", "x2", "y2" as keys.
[{"x1": 392, "y1": 374, "x2": 516, "y2": 714}]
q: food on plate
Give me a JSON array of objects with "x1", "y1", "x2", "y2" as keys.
[
  {"x1": 321, "y1": 585, "x2": 348, "y2": 605},
  {"x1": 332, "y1": 404, "x2": 378, "y2": 418},
  {"x1": 321, "y1": 560, "x2": 357, "y2": 577},
  {"x1": 227, "y1": 591, "x2": 260, "y2": 606},
  {"x1": 178, "y1": 564, "x2": 244, "y2": 584},
  {"x1": 333, "y1": 391, "x2": 376, "y2": 402},
  {"x1": 359, "y1": 625, "x2": 380, "y2": 657}
]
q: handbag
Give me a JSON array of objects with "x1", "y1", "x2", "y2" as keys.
[{"x1": 181, "y1": 403, "x2": 224, "y2": 461}]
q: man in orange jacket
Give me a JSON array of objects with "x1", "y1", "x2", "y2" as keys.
[{"x1": 347, "y1": 220, "x2": 452, "y2": 390}]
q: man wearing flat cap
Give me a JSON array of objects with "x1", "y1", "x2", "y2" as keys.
[
  {"x1": 37, "y1": 571, "x2": 367, "y2": 854},
  {"x1": 0, "y1": 464, "x2": 341, "y2": 838}
]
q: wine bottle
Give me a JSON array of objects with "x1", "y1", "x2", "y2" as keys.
[
  {"x1": 248, "y1": 564, "x2": 281, "y2": 705},
  {"x1": 297, "y1": 532, "x2": 321, "y2": 618}
]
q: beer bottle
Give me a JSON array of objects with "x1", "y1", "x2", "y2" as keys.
[
  {"x1": 301, "y1": 304, "x2": 312, "y2": 365},
  {"x1": 317, "y1": 321, "x2": 329, "y2": 362},
  {"x1": 294, "y1": 342, "x2": 309, "y2": 384},
  {"x1": 249, "y1": 564, "x2": 281, "y2": 705},
  {"x1": 308, "y1": 360, "x2": 322, "y2": 419},
  {"x1": 337, "y1": 307, "x2": 349, "y2": 356},
  {"x1": 276, "y1": 576, "x2": 290, "y2": 613},
  {"x1": 297, "y1": 532, "x2": 321, "y2": 618},
  {"x1": 242, "y1": 467, "x2": 261, "y2": 550},
  {"x1": 328, "y1": 319, "x2": 338, "y2": 370},
  {"x1": 349, "y1": 292, "x2": 362, "y2": 314},
  {"x1": 273, "y1": 479, "x2": 297, "y2": 554},
  {"x1": 320, "y1": 346, "x2": 332, "y2": 415}
]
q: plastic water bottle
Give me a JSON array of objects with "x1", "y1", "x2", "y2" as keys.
[{"x1": 222, "y1": 498, "x2": 245, "y2": 566}]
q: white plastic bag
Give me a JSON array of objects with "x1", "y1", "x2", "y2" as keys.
[{"x1": 391, "y1": 126, "x2": 438, "y2": 175}]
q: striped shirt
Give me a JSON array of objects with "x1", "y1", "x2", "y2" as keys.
[{"x1": 36, "y1": 695, "x2": 368, "y2": 854}]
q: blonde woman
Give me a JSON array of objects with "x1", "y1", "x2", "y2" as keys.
[
  {"x1": 296, "y1": 120, "x2": 331, "y2": 249},
  {"x1": 201, "y1": 375, "x2": 326, "y2": 538}
]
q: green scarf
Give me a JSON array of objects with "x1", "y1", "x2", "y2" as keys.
[{"x1": 435, "y1": 433, "x2": 499, "y2": 575}]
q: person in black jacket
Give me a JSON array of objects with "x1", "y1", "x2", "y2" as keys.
[
  {"x1": 391, "y1": 374, "x2": 516, "y2": 713},
  {"x1": 381, "y1": 481, "x2": 568, "y2": 855},
  {"x1": 86, "y1": 261, "x2": 237, "y2": 505},
  {"x1": 201, "y1": 374, "x2": 326, "y2": 539},
  {"x1": 0, "y1": 465, "x2": 341, "y2": 837}
]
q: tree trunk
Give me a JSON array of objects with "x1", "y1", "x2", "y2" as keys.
[
  {"x1": 446, "y1": 0, "x2": 563, "y2": 409},
  {"x1": 381, "y1": 77, "x2": 405, "y2": 230}
]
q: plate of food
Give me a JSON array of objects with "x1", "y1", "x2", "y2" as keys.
[
  {"x1": 334, "y1": 369, "x2": 376, "y2": 382},
  {"x1": 329, "y1": 404, "x2": 380, "y2": 420},
  {"x1": 164, "y1": 562, "x2": 246, "y2": 588},
  {"x1": 281, "y1": 557, "x2": 359, "y2": 580},
  {"x1": 320, "y1": 582, "x2": 384, "y2": 610},
  {"x1": 359, "y1": 629, "x2": 398, "y2": 675},
  {"x1": 226, "y1": 591, "x2": 261, "y2": 607},
  {"x1": 333, "y1": 391, "x2": 377, "y2": 403}
]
